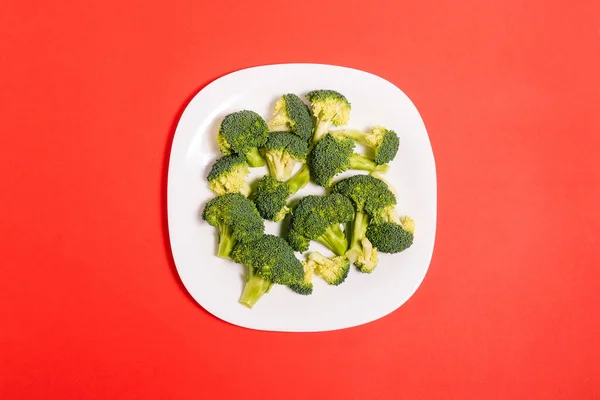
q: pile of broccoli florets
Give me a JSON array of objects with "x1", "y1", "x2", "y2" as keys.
[{"x1": 202, "y1": 91, "x2": 415, "y2": 308}]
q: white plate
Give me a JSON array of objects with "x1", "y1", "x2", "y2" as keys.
[{"x1": 167, "y1": 64, "x2": 437, "y2": 332}]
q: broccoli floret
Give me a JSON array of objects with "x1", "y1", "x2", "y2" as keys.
[
  {"x1": 306, "y1": 90, "x2": 351, "y2": 143},
  {"x1": 309, "y1": 134, "x2": 389, "y2": 187},
  {"x1": 218, "y1": 110, "x2": 269, "y2": 167},
  {"x1": 268, "y1": 94, "x2": 314, "y2": 141},
  {"x1": 306, "y1": 252, "x2": 350, "y2": 286},
  {"x1": 287, "y1": 194, "x2": 353, "y2": 255},
  {"x1": 252, "y1": 164, "x2": 311, "y2": 221},
  {"x1": 288, "y1": 260, "x2": 315, "y2": 295},
  {"x1": 201, "y1": 193, "x2": 265, "y2": 259},
  {"x1": 261, "y1": 132, "x2": 309, "y2": 181},
  {"x1": 331, "y1": 126, "x2": 400, "y2": 165},
  {"x1": 331, "y1": 174, "x2": 396, "y2": 217},
  {"x1": 366, "y1": 216, "x2": 415, "y2": 254},
  {"x1": 231, "y1": 234, "x2": 305, "y2": 308},
  {"x1": 207, "y1": 154, "x2": 250, "y2": 197},
  {"x1": 331, "y1": 175, "x2": 396, "y2": 272}
]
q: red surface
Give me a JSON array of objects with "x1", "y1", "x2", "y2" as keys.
[{"x1": 1, "y1": 0, "x2": 599, "y2": 398}]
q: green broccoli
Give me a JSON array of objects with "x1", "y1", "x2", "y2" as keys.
[
  {"x1": 261, "y1": 132, "x2": 309, "y2": 181},
  {"x1": 207, "y1": 154, "x2": 250, "y2": 197},
  {"x1": 231, "y1": 234, "x2": 305, "y2": 308},
  {"x1": 288, "y1": 259, "x2": 315, "y2": 295},
  {"x1": 218, "y1": 110, "x2": 269, "y2": 167},
  {"x1": 366, "y1": 216, "x2": 415, "y2": 254},
  {"x1": 268, "y1": 94, "x2": 314, "y2": 141},
  {"x1": 331, "y1": 125, "x2": 400, "y2": 165},
  {"x1": 287, "y1": 194, "x2": 353, "y2": 256},
  {"x1": 331, "y1": 175, "x2": 397, "y2": 273},
  {"x1": 252, "y1": 164, "x2": 311, "y2": 222},
  {"x1": 308, "y1": 134, "x2": 389, "y2": 187},
  {"x1": 369, "y1": 171, "x2": 398, "y2": 197},
  {"x1": 370, "y1": 202, "x2": 402, "y2": 225},
  {"x1": 201, "y1": 193, "x2": 265, "y2": 259},
  {"x1": 306, "y1": 90, "x2": 351, "y2": 143},
  {"x1": 305, "y1": 252, "x2": 350, "y2": 286}
]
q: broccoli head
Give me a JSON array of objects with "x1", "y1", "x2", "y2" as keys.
[
  {"x1": 287, "y1": 193, "x2": 353, "y2": 256},
  {"x1": 231, "y1": 234, "x2": 305, "y2": 308},
  {"x1": 207, "y1": 154, "x2": 250, "y2": 197},
  {"x1": 262, "y1": 132, "x2": 309, "y2": 181},
  {"x1": 331, "y1": 126, "x2": 399, "y2": 165},
  {"x1": 308, "y1": 134, "x2": 389, "y2": 187},
  {"x1": 218, "y1": 110, "x2": 269, "y2": 167},
  {"x1": 288, "y1": 260, "x2": 315, "y2": 295},
  {"x1": 201, "y1": 193, "x2": 265, "y2": 259},
  {"x1": 306, "y1": 90, "x2": 351, "y2": 143},
  {"x1": 268, "y1": 94, "x2": 314, "y2": 141},
  {"x1": 331, "y1": 174, "x2": 398, "y2": 272},
  {"x1": 252, "y1": 165, "x2": 311, "y2": 222},
  {"x1": 331, "y1": 174, "x2": 396, "y2": 215},
  {"x1": 366, "y1": 216, "x2": 415, "y2": 254},
  {"x1": 306, "y1": 252, "x2": 350, "y2": 286}
]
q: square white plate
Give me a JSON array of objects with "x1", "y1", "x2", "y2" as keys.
[{"x1": 167, "y1": 64, "x2": 437, "y2": 332}]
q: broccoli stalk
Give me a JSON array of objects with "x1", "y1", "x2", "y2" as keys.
[
  {"x1": 313, "y1": 120, "x2": 333, "y2": 144},
  {"x1": 345, "y1": 211, "x2": 379, "y2": 273},
  {"x1": 264, "y1": 152, "x2": 295, "y2": 181},
  {"x1": 239, "y1": 265, "x2": 274, "y2": 308},
  {"x1": 245, "y1": 147, "x2": 265, "y2": 168},
  {"x1": 287, "y1": 164, "x2": 311, "y2": 193},
  {"x1": 346, "y1": 211, "x2": 369, "y2": 262},
  {"x1": 216, "y1": 224, "x2": 235, "y2": 259},
  {"x1": 315, "y1": 223, "x2": 348, "y2": 256},
  {"x1": 348, "y1": 153, "x2": 389, "y2": 173}
]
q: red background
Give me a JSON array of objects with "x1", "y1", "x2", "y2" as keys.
[{"x1": 1, "y1": 0, "x2": 599, "y2": 398}]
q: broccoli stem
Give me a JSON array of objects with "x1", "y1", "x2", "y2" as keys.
[
  {"x1": 341, "y1": 129, "x2": 372, "y2": 147},
  {"x1": 239, "y1": 182, "x2": 251, "y2": 197},
  {"x1": 312, "y1": 119, "x2": 333, "y2": 144},
  {"x1": 245, "y1": 147, "x2": 266, "y2": 167},
  {"x1": 316, "y1": 224, "x2": 348, "y2": 256},
  {"x1": 239, "y1": 265, "x2": 273, "y2": 308},
  {"x1": 348, "y1": 154, "x2": 389, "y2": 173},
  {"x1": 346, "y1": 211, "x2": 369, "y2": 263},
  {"x1": 283, "y1": 160, "x2": 296, "y2": 180},
  {"x1": 287, "y1": 164, "x2": 311, "y2": 194},
  {"x1": 265, "y1": 153, "x2": 286, "y2": 180},
  {"x1": 217, "y1": 224, "x2": 236, "y2": 259}
]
